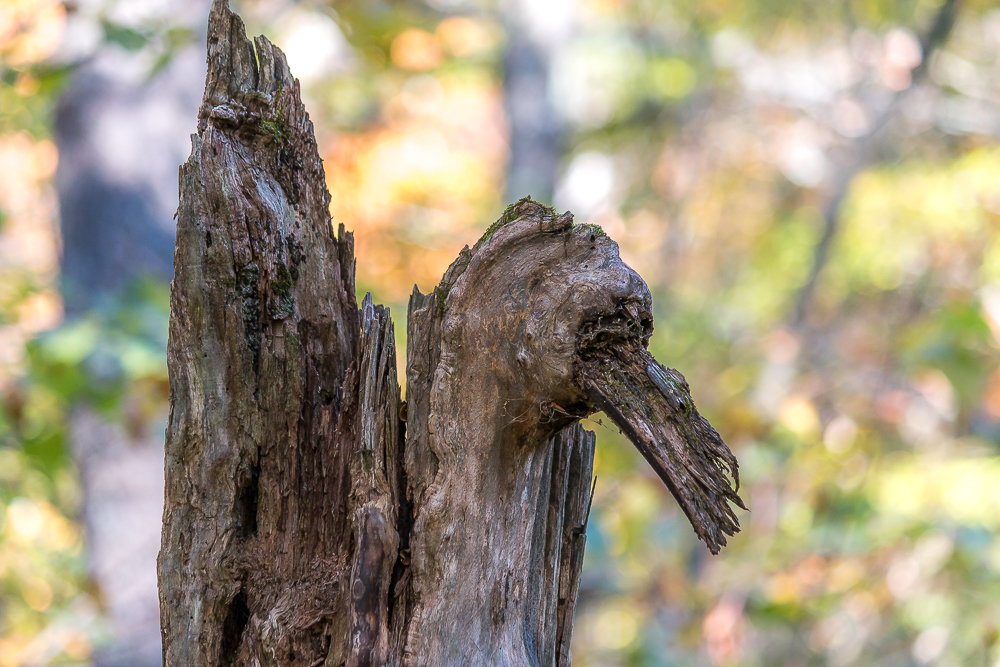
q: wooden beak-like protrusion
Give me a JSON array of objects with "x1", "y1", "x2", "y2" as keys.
[{"x1": 575, "y1": 300, "x2": 747, "y2": 554}]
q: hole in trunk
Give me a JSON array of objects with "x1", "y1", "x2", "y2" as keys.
[
  {"x1": 236, "y1": 460, "x2": 260, "y2": 538},
  {"x1": 221, "y1": 585, "x2": 250, "y2": 666}
]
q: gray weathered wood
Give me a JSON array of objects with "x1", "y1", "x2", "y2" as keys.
[{"x1": 159, "y1": 3, "x2": 743, "y2": 666}]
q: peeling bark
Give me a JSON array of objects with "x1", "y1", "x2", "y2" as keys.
[{"x1": 159, "y1": 3, "x2": 743, "y2": 665}]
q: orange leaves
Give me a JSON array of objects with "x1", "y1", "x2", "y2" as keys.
[{"x1": 390, "y1": 29, "x2": 443, "y2": 71}]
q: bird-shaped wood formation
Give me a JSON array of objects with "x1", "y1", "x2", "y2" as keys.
[{"x1": 158, "y1": 2, "x2": 745, "y2": 665}]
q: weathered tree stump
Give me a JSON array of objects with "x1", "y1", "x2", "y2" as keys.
[{"x1": 158, "y1": 3, "x2": 744, "y2": 665}]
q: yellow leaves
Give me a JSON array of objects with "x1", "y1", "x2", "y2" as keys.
[
  {"x1": 436, "y1": 17, "x2": 500, "y2": 59},
  {"x1": 5, "y1": 497, "x2": 79, "y2": 550},
  {"x1": 389, "y1": 17, "x2": 500, "y2": 73},
  {"x1": 0, "y1": 0, "x2": 65, "y2": 67},
  {"x1": 648, "y1": 58, "x2": 697, "y2": 99},
  {"x1": 15, "y1": 291, "x2": 61, "y2": 335},
  {"x1": 767, "y1": 570, "x2": 800, "y2": 604},
  {"x1": 766, "y1": 556, "x2": 869, "y2": 607},
  {"x1": 323, "y1": 73, "x2": 505, "y2": 300},
  {"x1": 0, "y1": 622, "x2": 95, "y2": 667},
  {"x1": 21, "y1": 576, "x2": 52, "y2": 611},
  {"x1": 778, "y1": 396, "x2": 820, "y2": 440},
  {"x1": 716, "y1": 364, "x2": 754, "y2": 399},
  {"x1": 872, "y1": 454, "x2": 1000, "y2": 529},
  {"x1": 836, "y1": 452, "x2": 868, "y2": 491},
  {"x1": 6, "y1": 498, "x2": 43, "y2": 542},
  {"x1": 593, "y1": 607, "x2": 639, "y2": 649},
  {"x1": 0, "y1": 136, "x2": 61, "y2": 352},
  {"x1": 575, "y1": 601, "x2": 642, "y2": 656},
  {"x1": 0, "y1": 454, "x2": 90, "y2": 665},
  {"x1": 834, "y1": 147, "x2": 1000, "y2": 295},
  {"x1": 596, "y1": 476, "x2": 666, "y2": 557},
  {"x1": 827, "y1": 559, "x2": 865, "y2": 594},
  {"x1": 400, "y1": 74, "x2": 445, "y2": 116},
  {"x1": 779, "y1": 496, "x2": 814, "y2": 535}
]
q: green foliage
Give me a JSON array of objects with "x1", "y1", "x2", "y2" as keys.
[
  {"x1": 8, "y1": 280, "x2": 169, "y2": 472},
  {"x1": 0, "y1": 64, "x2": 69, "y2": 140},
  {"x1": 100, "y1": 20, "x2": 149, "y2": 52}
]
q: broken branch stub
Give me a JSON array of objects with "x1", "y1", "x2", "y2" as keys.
[
  {"x1": 402, "y1": 197, "x2": 746, "y2": 663},
  {"x1": 572, "y1": 292, "x2": 746, "y2": 553},
  {"x1": 577, "y1": 344, "x2": 746, "y2": 554}
]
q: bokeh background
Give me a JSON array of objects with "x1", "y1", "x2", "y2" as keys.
[{"x1": 4, "y1": 0, "x2": 1000, "y2": 664}]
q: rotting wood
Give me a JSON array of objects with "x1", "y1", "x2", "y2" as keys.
[
  {"x1": 159, "y1": 2, "x2": 361, "y2": 665},
  {"x1": 159, "y1": 2, "x2": 744, "y2": 665},
  {"x1": 400, "y1": 198, "x2": 743, "y2": 665}
]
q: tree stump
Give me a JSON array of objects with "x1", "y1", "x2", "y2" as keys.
[{"x1": 158, "y1": 2, "x2": 744, "y2": 665}]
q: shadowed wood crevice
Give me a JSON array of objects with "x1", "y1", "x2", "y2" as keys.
[{"x1": 346, "y1": 295, "x2": 405, "y2": 667}]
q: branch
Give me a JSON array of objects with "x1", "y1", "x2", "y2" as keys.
[{"x1": 790, "y1": 0, "x2": 959, "y2": 327}]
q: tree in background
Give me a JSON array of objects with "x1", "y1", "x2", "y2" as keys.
[
  {"x1": 52, "y1": 1, "x2": 207, "y2": 664},
  {"x1": 0, "y1": 0, "x2": 208, "y2": 663}
]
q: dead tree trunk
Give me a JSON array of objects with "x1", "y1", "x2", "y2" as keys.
[{"x1": 158, "y1": 3, "x2": 745, "y2": 666}]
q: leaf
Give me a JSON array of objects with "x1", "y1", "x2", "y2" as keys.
[{"x1": 101, "y1": 20, "x2": 149, "y2": 52}]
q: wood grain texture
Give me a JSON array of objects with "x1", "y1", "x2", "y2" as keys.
[
  {"x1": 159, "y1": 2, "x2": 363, "y2": 665},
  {"x1": 403, "y1": 200, "x2": 628, "y2": 665},
  {"x1": 402, "y1": 198, "x2": 744, "y2": 663},
  {"x1": 347, "y1": 295, "x2": 404, "y2": 667}
]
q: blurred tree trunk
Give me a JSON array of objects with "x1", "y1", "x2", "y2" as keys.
[
  {"x1": 54, "y1": 4, "x2": 207, "y2": 665},
  {"x1": 790, "y1": 0, "x2": 959, "y2": 327},
  {"x1": 501, "y1": 0, "x2": 570, "y2": 203}
]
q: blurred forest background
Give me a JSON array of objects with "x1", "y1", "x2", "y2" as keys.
[{"x1": 4, "y1": 0, "x2": 1000, "y2": 665}]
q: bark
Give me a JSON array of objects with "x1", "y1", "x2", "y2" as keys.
[
  {"x1": 159, "y1": 3, "x2": 744, "y2": 665},
  {"x1": 159, "y1": 2, "x2": 360, "y2": 664},
  {"x1": 402, "y1": 205, "x2": 600, "y2": 664}
]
